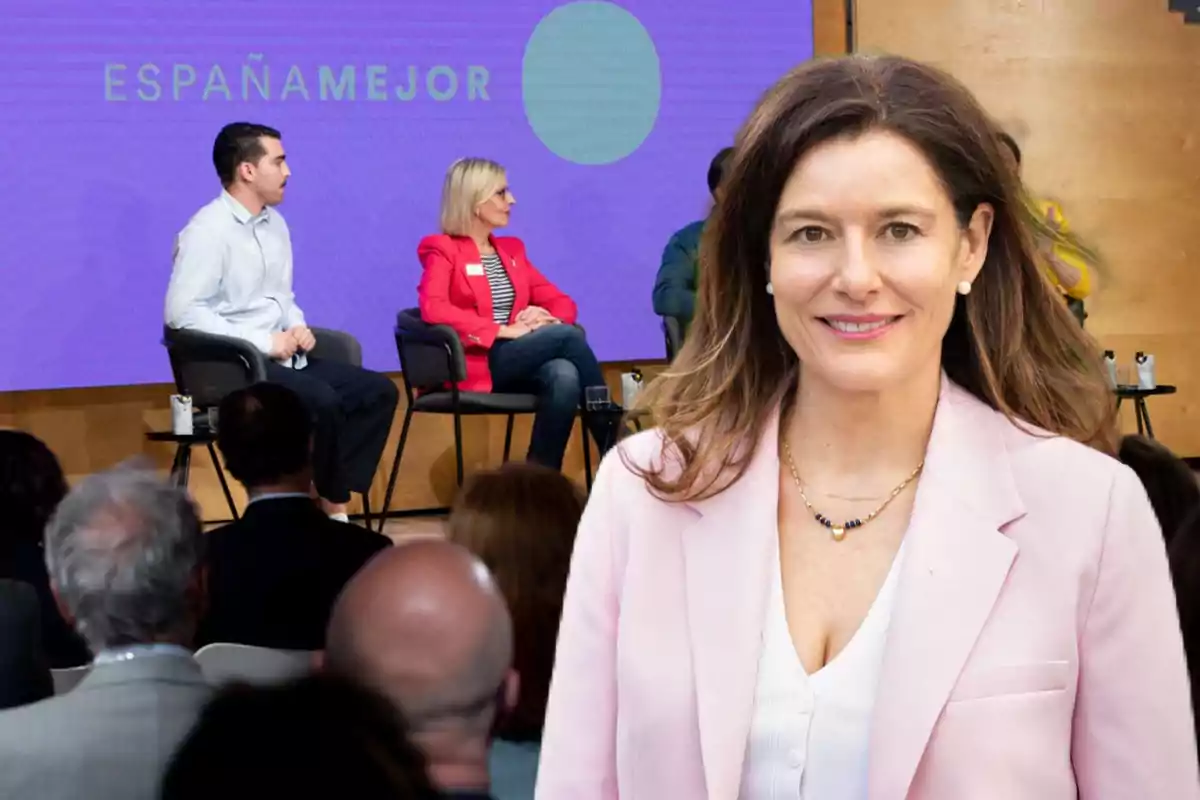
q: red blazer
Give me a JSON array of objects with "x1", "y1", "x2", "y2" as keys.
[{"x1": 417, "y1": 234, "x2": 578, "y2": 393}]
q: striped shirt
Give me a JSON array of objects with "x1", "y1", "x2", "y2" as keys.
[{"x1": 483, "y1": 253, "x2": 515, "y2": 324}]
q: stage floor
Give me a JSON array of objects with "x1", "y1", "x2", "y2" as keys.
[{"x1": 381, "y1": 515, "x2": 446, "y2": 543}]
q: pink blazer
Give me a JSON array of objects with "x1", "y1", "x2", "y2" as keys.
[{"x1": 537, "y1": 379, "x2": 1199, "y2": 800}]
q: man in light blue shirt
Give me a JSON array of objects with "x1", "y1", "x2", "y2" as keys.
[{"x1": 165, "y1": 122, "x2": 398, "y2": 519}]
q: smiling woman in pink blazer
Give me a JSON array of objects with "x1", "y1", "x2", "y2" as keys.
[{"x1": 536, "y1": 56, "x2": 1199, "y2": 800}]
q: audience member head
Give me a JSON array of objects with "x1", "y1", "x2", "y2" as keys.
[
  {"x1": 1119, "y1": 435, "x2": 1200, "y2": 545},
  {"x1": 0, "y1": 430, "x2": 68, "y2": 551},
  {"x1": 440, "y1": 157, "x2": 513, "y2": 237},
  {"x1": 216, "y1": 382, "x2": 314, "y2": 496},
  {"x1": 326, "y1": 540, "x2": 515, "y2": 792},
  {"x1": 212, "y1": 122, "x2": 288, "y2": 208},
  {"x1": 44, "y1": 463, "x2": 204, "y2": 653},
  {"x1": 997, "y1": 131, "x2": 1022, "y2": 173},
  {"x1": 161, "y1": 673, "x2": 440, "y2": 799},
  {"x1": 633, "y1": 54, "x2": 1116, "y2": 500},
  {"x1": 0, "y1": 580, "x2": 53, "y2": 710},
  {"x1": 447, "y1": 462, "x2": 583, "y2": 740},
  {"x1": 707, "y1": 146, "x2": 734, "y2": 198}
]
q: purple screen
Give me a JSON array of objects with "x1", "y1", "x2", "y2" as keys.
[{"x1": 0, "y1": 0, "x2": 813, "y2": 392}]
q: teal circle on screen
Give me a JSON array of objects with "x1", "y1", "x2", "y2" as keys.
[{"x1": 522, "y1": 1, "x2": 662, "y2": 166}]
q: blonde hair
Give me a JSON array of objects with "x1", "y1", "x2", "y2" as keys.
[{"x1": 440, "y1": 157, "x2": 506, "y2": 236}]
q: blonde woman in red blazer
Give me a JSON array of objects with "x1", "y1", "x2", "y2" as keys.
[{"x1": 417, "y1": 158, "x2": 609, "y2": 470}]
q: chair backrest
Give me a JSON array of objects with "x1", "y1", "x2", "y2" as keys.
[
  {"x1": 395, "y1": 308, "x2": 467, "y2": 398},
  {"x1": 51, "y1": 665, "x2": 90, "y2": 695},
  {"x1": 308, "y1": 328, "x2": 363, "y2": 366},
  {"x1": 194, "y1": 643, "x2": 314, "y2": 686},
  {"x1": 662, "y1": 316, "x2": 684, "y2": 361},
  {"x1": 163, "y1": 326, "x2": 267, "y2": 409}
]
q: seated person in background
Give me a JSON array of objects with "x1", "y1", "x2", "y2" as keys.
[
  {"x1": 1169, "y1": 505, "x2": 1200, "y2": 752},
  {"x1": 326, "y1": 540, "x2": 516, "y2": 800},
  {"x1": 0, "y1": 431, "x2": 90, "y2": 667},
  {"x1": 998, "y1": 132, "x2": 1095, "y2": 306},
  {"x1": 418, "y1": 157, "x2": 611, "y2": 472},
  {"x1": 161, "y1": 674, "x2": 440, "y2": 800},
  {"x1": 0, "y1": 465, "x2": 212, "y2": 800},
  {"x1": 1119, "y1": 434, "x2": 1200, "y2": 547},
  {"x1": 0, "y1": 580, "x2": 53, "y2": 710},
  {"x1": 196, "y1": 382, "x2": 391, "y2": 651},
  {"x1": 165, "y1": 121, "x2": 399, "y2": 520},
  {"x1": 652, "y1": 146, "x2": 733, "y2": 338},
  {"x1": 447, "y1": 463, "x2": 585, "y2": 800}
]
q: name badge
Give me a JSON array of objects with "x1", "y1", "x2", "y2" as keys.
[{"x1": 466, "y1": 263, "x2": 484, "y2": 276}]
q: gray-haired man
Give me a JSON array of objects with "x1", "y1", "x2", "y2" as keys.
[{"x1": 0, "y1": 465, "x2": 213, "y2": 800}]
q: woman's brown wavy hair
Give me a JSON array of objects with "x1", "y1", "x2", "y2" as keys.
[{"x1": 630, "y1": 55, "x2": 1117, "y2": 502}]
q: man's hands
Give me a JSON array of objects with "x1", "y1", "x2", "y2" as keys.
[
  {"x1": 270, "y1": 332, "x2": 298, "y2": 360},
  {"x1": 290, "y1": 325, "x2": 316, "y2": 352},
  {"x1": 270, "y1": 326, "x2": 316, "y2": 359}
]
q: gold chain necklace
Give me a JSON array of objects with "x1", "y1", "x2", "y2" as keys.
[{"x1": 781, "y1": 442, "x2": 924, "y2": 542}]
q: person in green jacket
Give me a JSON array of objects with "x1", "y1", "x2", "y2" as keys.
[{"x1": 652, "y1": 147, "x2": 733, "y2": 337}]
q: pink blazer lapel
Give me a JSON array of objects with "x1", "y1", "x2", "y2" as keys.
[
  {"x1": 868, "y1": 380, "x2": 1027, "y2": 800},
  {"x1": 458, "y1": 238, "x2": 496, "y2": 324},
  {"x1": 681, "y1": 411, "x2": 781, "y2": 800}
]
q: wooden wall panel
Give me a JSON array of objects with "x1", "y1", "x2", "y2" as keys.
[
  {"x1": 813, "y1": 0, "x2": 849, "y2": 57},
  {"x1": 856, "y1": 0, "x2": 1200, "y2": 454},
  {"x1": 0, "y1": 363, "x2": 662, "y2": 521}
]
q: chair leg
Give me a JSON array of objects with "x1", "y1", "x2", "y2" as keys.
[
  {"x1": 361, "y1": 494, "x2": 373, "y2": 531},
  {"x1": 377, "y1": 408, "x2": 414, "y2": 534},
  {"x1": 581, "y1": 412, "x2": 594, "y2": 492},
  {"x1": 207, "y1": 443, "x2": 239, "y2": 520},
  {"x1": 454, "y1": 411, "x2": 465, "y2": 487},
  {"x1": 503, "y1": 415, "x2": 515, "y2": 462}
]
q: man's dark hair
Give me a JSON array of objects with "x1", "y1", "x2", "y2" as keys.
[
  {"x1": 216, "y1": 383, "x2": 312, "y2": 491},
  {"x1": 707, "y1": 147, "x2": 734, "y2": 196},
  {"x1": 212, "y1": 122, "x2": 282, "y2": 187},
  {"x1": 1118, "y1": 434, "x2": 1200, "y2": 546},
  {"x1": 997, "y1": 132, "x2": 1021, "y2": 165},
  {"x1": 161, "y1": 674, "x2": 441, "y2": 799}
]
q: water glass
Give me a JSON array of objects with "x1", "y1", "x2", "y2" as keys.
[{"x1": 585, "y1": 385, "x2": 611, "y2": 411}]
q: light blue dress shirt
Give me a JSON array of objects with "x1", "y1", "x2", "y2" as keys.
[{"x1": 165, "y1": 192, "x2": 307, "y2": 368}]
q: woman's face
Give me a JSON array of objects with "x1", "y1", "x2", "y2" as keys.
[
  {"x1": 767, "y1": 129, "x2": 993, "y2": 395},
  {"x1": 476, "y1": 176, "x2": 515, "y2": 229}
]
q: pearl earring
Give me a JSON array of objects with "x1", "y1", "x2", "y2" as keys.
[
  {"x1": 766, "y1": 282, "x2": 774, "y2": 296},
  {"x1": 956, "y1": 280, "x2": 972, "y2": 296}
]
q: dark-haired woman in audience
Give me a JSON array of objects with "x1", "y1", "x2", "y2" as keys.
[
  {"x1": 448, "y1": 462, "x2": 585, "y2": 800},
  {"x1": 538, "y1": 56, "x2": 1197, "y2": 799},
  {"x1": 0, "y1": 431, "x2": 89, "y2": 667},
  {"x1": 417, "y1": 157, "x2": 612, "y2": 471}
]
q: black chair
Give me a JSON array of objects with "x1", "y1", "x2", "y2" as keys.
[
  {"x1": 158, "y1": 326, "x2": 372, "y2": 525},
  {"x1": 377, "y1": 309, "x2": 541, "y2": 530},
  {"x1": 662, "y1": 316, "x2": 684, "y2": 361}
]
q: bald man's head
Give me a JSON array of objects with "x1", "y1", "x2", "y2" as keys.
[{"x1": 325, "y1": 540, "x2": 513, "y2": 737}]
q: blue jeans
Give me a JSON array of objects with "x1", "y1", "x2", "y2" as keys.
[{"x1": 489, "y1": 324, "x2": 608, "y2": 470}]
